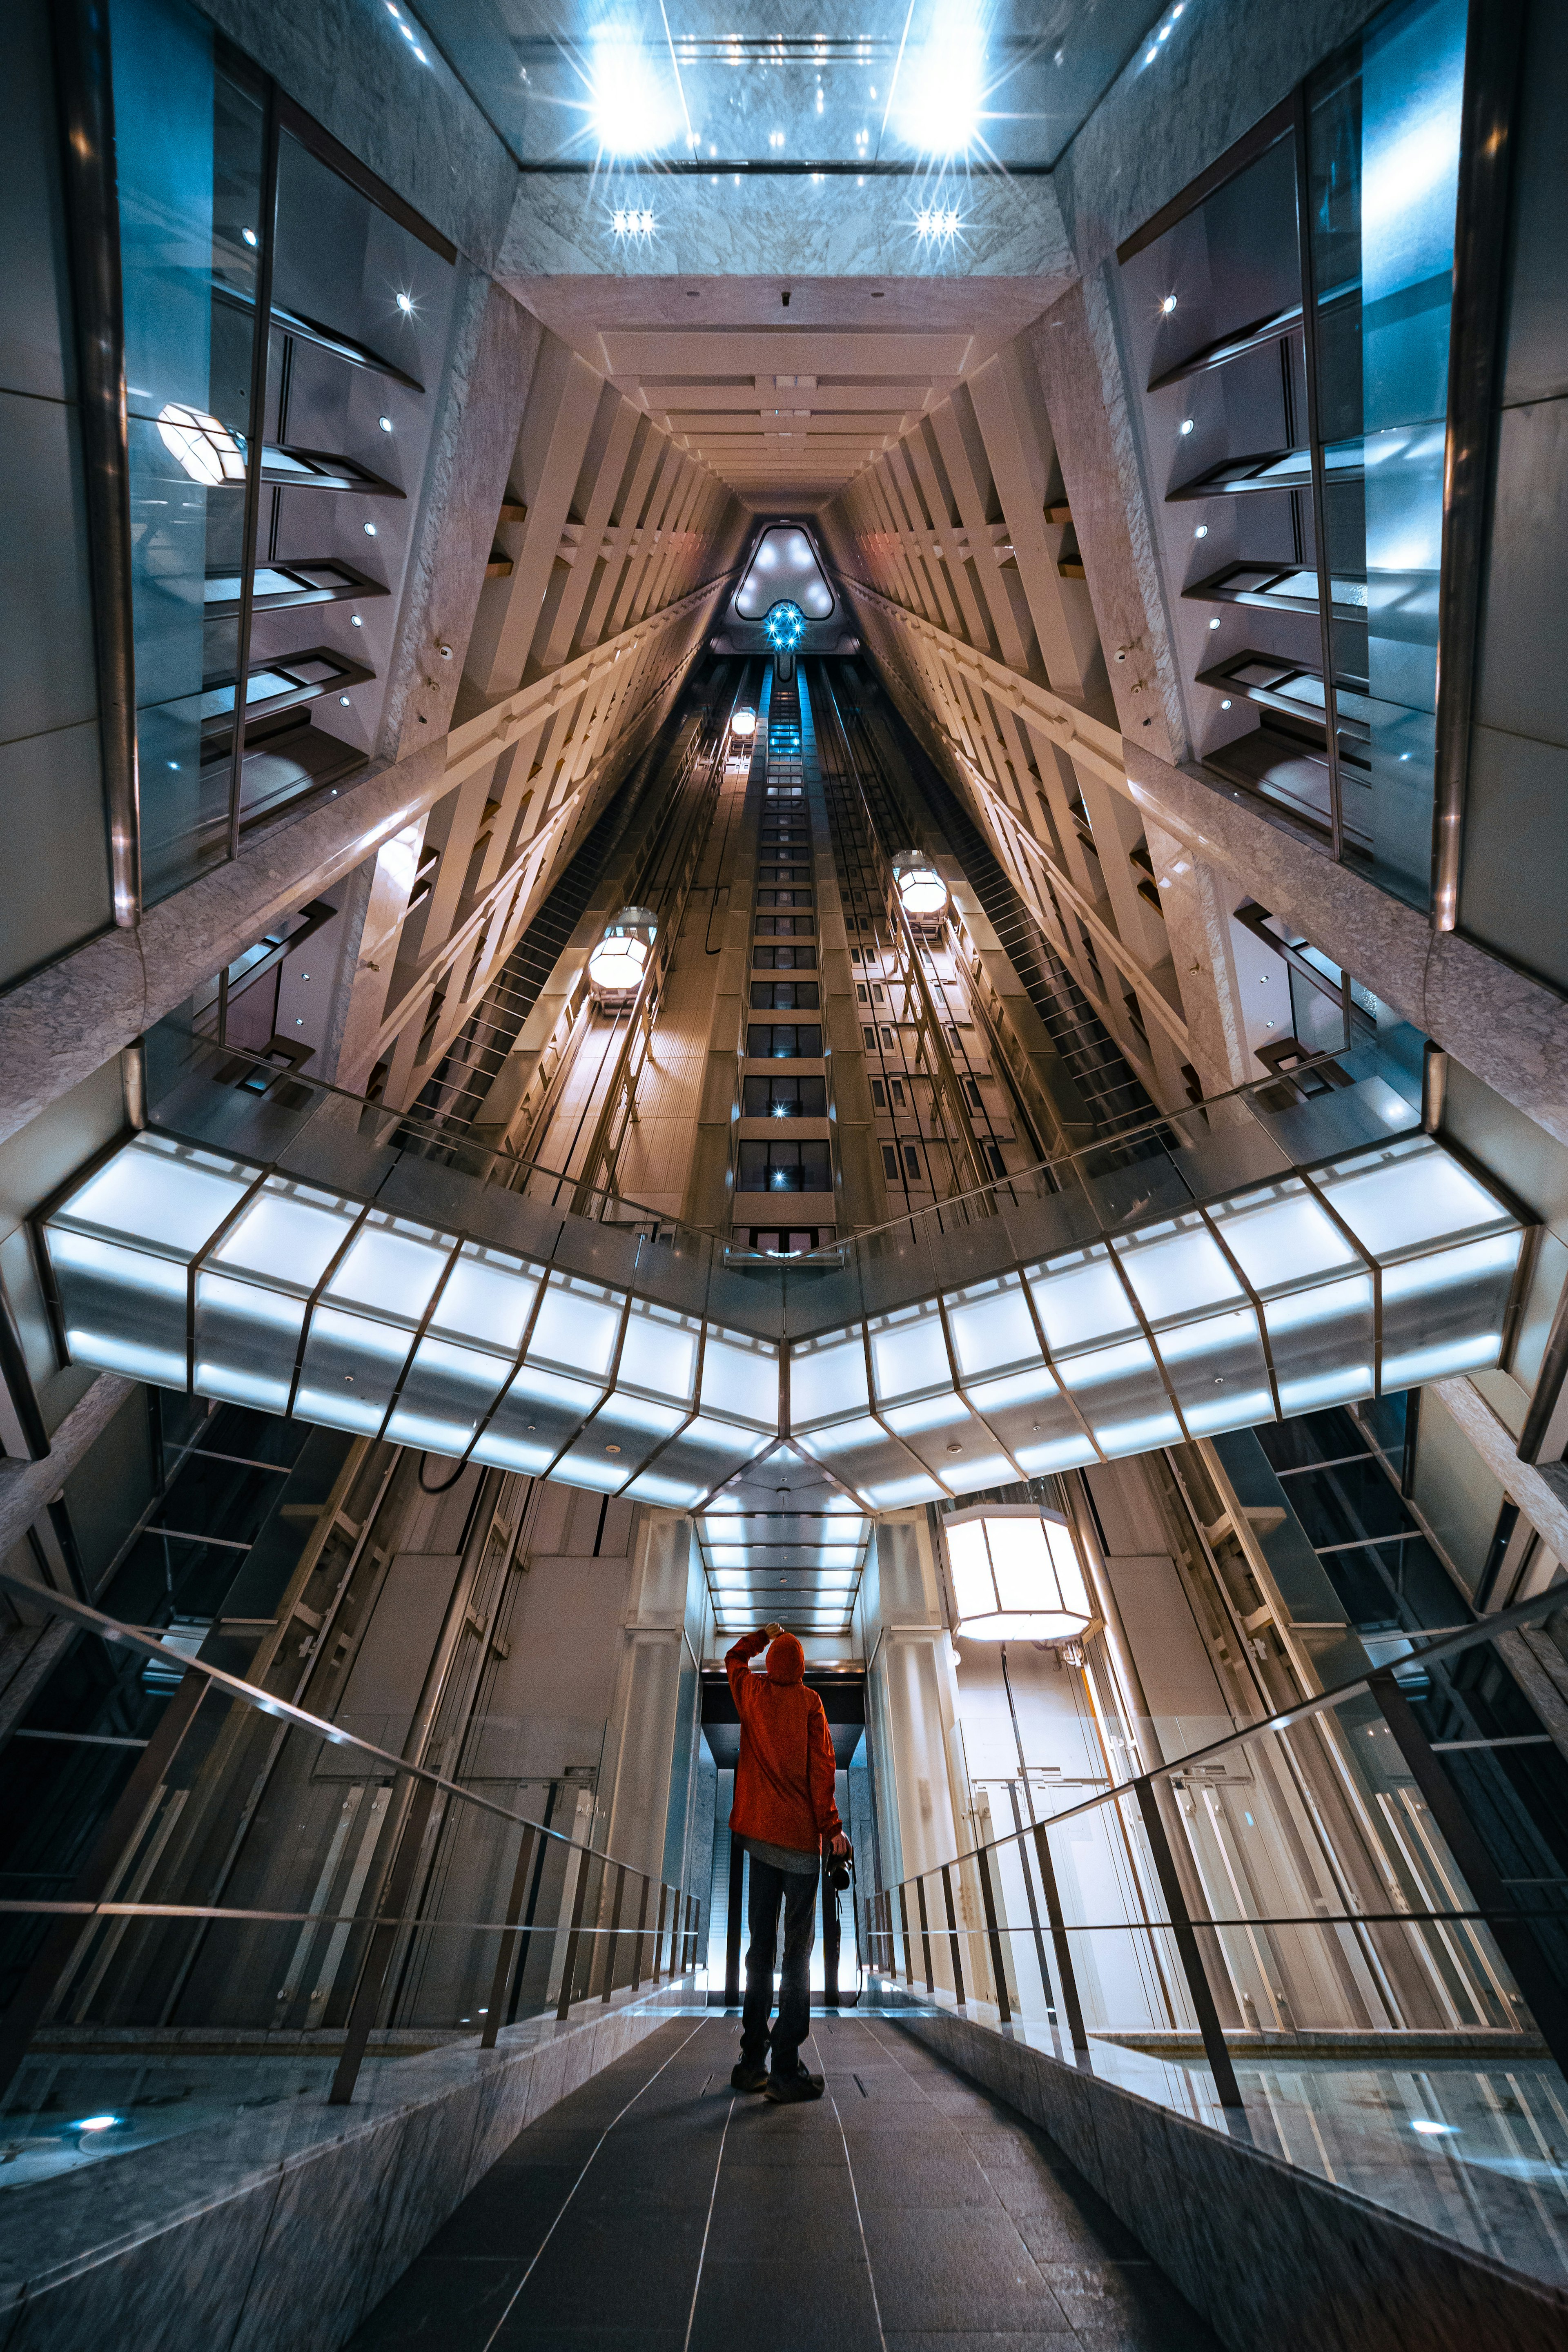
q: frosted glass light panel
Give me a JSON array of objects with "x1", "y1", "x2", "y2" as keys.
[
  {"x1": 944, "y1": 1506, "x2": 1095, "y2": 1642},
  {"x1": 1312, "y1": 1135, "x2": 1523, "y2": 1389},
  {"x1": 47, "y1": 1134, "x2": 259, "y2": 1388},
  {"x1": 42, "y1": 1127, "x2": 1526, "y2": 1494},
  {"x1": 1207, "y1": 1178, "x2": 1374, "y2": 1416}
]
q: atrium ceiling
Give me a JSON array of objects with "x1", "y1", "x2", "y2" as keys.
[
  {"x1": 409, "y1": 1, "x2": 1165, "y2": 506},
  {"x1": 412, "y1": 1, "x2": 1171, "y2": 173}
]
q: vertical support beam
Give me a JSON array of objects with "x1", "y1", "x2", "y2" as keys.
[
  {"x1": 0, "y1": 1671, "x2": 207, "y2": 2102},
  {"x1": 554, "y1": 1845, "x2": 594, "y2": 2022},
  {"x1": 225, "y1": 75, "x2": 280, "y2": 862},
  {"x1": 1370, "y1": 1670, "x2": 1568, "y2": 2075},
  {"x1": 915, "y1": 1874, "x2": 935, "y2": 1994},
  {"x1": 1431, "y1": 0, "x2": 1528, "y2": 929},
  {"x1": 724, "y1": 1835, "x2": 745, "y2": 2005},
  {"x1": 630, "y1": 1873, "x2": 650, "y2": 1991},
  {"x1": 898, "y1": 1883, "x2": 916, "y2": 1985},
  {"x1": 1031, "y1": 1823, "x2": 1090, "y2": 2056},
  {"x1": 599, "y1": 1864, "x2": 626, "y2": 2003},
  {"x1": 330, "y1": 1775, "x2": 439, "y2": 2104},
  {"x1": 1133, "y1": 1780, "x2": 1244, "y2": 2109},
  {"x1": 51, "y1": 0, "x2": 141, "y2": 924},
  {"x1": 975, "y1": 1845, "x2": 1013, "y2": 2025},
  {"x1": 480, "y1": 1823, "x2": 538, "y2": 2050},
  {"x1": 651, "y1": 1883, "x2": 668, "y2": 1985},
  {"x1": 940, "y1": 1863, "x2": 966, "y2": 2009}
]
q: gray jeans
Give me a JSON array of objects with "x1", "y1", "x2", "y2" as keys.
[{"x1": 740, "y1": 1854, "x2": 819, "y2": 2072}]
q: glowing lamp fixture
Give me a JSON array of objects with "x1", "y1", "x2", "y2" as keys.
[
  {"x1": 764, "y1": 601, "x2": 806, "y2": 652},
  {"x1": 731, "y1": 706, "x2": 757, "y2": 739},
  {"x1": 944, "y1": 1506, "x2": 1095, "y2": 1643},
  {"x1": 156, "y1": 403, "x2": 246, "y2": 487},
  {"x1": 892, "y1": 851, "x2": 949, "y2": 922},
  {"x1": 587, "y1": 906, "x2": 657, "y2": 1000}
]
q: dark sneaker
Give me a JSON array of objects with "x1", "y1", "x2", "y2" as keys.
[
  {"x1": 764, "y1": 2061, "x2": 824, "y2": 2105},
  {"x1": 730, "y1": 2058, "x2": 769, "y2": 2092}
]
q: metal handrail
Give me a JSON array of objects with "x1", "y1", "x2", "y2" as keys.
[{"x1": 0, "y1": 1556, "x2": 702, "y2": 2101}]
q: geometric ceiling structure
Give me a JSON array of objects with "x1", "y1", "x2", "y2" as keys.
[{"x1": 42, "y1": 1125, "x2": 1528, "y2": 1531}]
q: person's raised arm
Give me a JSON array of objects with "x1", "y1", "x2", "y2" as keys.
[{"x1": 724, "y1": 1624, "x2": 775, "y2": 1712}]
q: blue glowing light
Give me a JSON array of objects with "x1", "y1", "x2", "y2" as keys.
[{"x1": 764, "y1": 601, "x2": 806, "y2": 651}]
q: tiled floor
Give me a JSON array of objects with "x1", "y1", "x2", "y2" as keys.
[{"x1": 347, "y1": 2013, "x2": 1222, "y2": 2351}]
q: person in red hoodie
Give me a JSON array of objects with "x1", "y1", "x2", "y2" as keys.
[{"x1": 725, "y1": 1620, "x2": 852, "y2": 2104}]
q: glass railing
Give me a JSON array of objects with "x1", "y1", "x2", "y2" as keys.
[
  {"x1": 0, "y1": 1570, "x2": 702, "y2": 2213},
  {"x1": 860, "y1": 1588, "x2": 1568, "y2": 2288}
]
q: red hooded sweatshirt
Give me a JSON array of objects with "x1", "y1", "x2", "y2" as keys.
[{"x1": 726, "y1": 1630, "x2": 842, "y2": 1855}]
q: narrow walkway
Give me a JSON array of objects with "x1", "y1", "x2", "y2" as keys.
[{"x1": 348, "y1": 2014, "x2": 1222, "y2": 2351}]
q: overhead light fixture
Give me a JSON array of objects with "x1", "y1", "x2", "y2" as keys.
[
  {"x1": 764, "y1": 601, "x2": 806, "y2": 652},
  {"x1": 891, "y1": 851, "x2": 949, "y2": 924},
  {"x1": 587, "y1": 906, "x2": 657, "y2": 1000},
  {"x1": 944, "y1": 1506, "x2": 1096, "y2": 1643},
  {"x1": 731, "y1": 706, "x2": 758, "y2": 739},
  {"x1": 589, "y1": 33, "x2": 679, "y2": 155},
  {"x1": 895, "y1": 9, "x2": 982, "y2": 154}
]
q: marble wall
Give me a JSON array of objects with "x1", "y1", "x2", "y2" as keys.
[{"x1": 0, "y1": 1983, "x2": 695, "y2": 2352}]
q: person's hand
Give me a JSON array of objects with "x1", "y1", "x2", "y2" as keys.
[
  {"x1": 829, "y1": 1832, "x2": 852, "y2": 1862},
  {"x1": 762, "y1": 1620, "x2": 787, "y2": 1641}
]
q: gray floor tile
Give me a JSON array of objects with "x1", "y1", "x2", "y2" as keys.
[
  {"x1": 1036, "y1": 2260, "x2": 1219, "y2": 2348},
  {"x1": 505, "y1": 2210, "x2": 706, "y2": 2330},
  {"x1": 882, "y1": 2336, "x2": 1079, "y2": 2352},
  {"x1": 689, "y1": 2254, "x2": 883, "y2": 2352},
  {"x1": 848, "y1": 2154, "x2": 1004, "y2": 2210},
  {"x1": 420, "y1": 2167, "x2": 583, "y2": 2259},
  {"x1": 860, "y1": 2207, "x2": 1067, "y2": 2333},
  {"x1": 345, "y1": 2255, "x2": 526, "y2": 2350}
]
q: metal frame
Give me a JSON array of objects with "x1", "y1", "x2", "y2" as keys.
[
  {"x1": 51, "y1": 0, "x2": 140, "y2": 928},
  {"x1": 1431, "y1": 0, "x2": 1528, "y2": 931}
]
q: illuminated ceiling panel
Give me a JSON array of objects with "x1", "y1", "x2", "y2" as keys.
[
  {"x1": 43, "y1": 1129, "x2": 1525, "y2": 1545},
  {"x1": 734, "y1": 525, "x2": 835, "y2": 621}
]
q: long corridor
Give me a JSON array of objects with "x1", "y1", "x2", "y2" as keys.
[{"x1": 347, "y1": 2015, "x2": 1220, "y2": 2352}]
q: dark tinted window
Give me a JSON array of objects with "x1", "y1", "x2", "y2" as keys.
[
  {"x1": 737, "y1": 1140, "x2": 831, "y2": 1192},
  {"x1": 749, "y1": 981, "x2": 820, "y2": 1011},
  {"x1": 743, "y1": 1074, "x2": 827, "y2": 1117},
  {"x1": 752, "y1": 944, "x2": 816, "y2": 970},
  {"x1": 746, "y1": 1024, "x2": 822, "y2": 1058}
]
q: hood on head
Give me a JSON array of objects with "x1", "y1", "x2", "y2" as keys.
[{"x1": 765, "y1": 1632, "x2": 806, "y2": 1685}]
